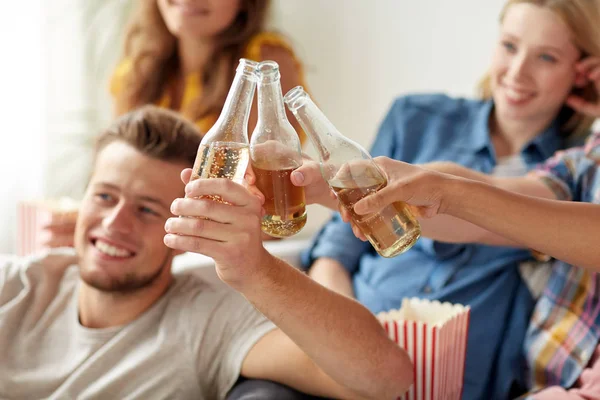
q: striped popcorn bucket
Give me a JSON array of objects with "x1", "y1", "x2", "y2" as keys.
[
  {"x1": 378, "y1": 298, "x2": 470, "y2": 400},
  {"x1": 17, "y1": 198, "x2": 79, "y2": 256}
]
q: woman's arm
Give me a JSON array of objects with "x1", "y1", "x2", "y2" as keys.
[
  {"x1": 353, "y1": 160, "x2": 600, "y2": 269},
  {"x1": 444, "y1": 178, "x2": 600, "y2": 268},
  {"x1": 416, "y1": 161, "x2": 556, "y2": 246}
]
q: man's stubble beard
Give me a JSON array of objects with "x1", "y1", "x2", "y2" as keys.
[{"x1": 80, "y1": 249, "x2": 174, "y2": 294}]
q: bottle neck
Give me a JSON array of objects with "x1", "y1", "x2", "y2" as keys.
[
  {"x1": 257, "y1": 78, "x2": 287, "y2": 122},
  {"x1": 286, "y1": 87, "x2": 383, "y2": 185},
  {"x1": 209, "y1": 70, "x2": 256, "y2": 144},
  {"x1": 288, "y1": 95, "x2": 333, "y2": 162}
]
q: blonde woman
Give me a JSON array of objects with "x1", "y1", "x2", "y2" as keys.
[{"x1": 300, "y1": 1, "x2": 600, "y2": 399}]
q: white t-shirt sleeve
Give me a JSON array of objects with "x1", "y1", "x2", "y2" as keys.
[
  {"x1": 192, "y1": 290, "x2": 276, "y2": 399},
  {"x1": 0, "y1": 255, "x2": 24, "y2": 307}
]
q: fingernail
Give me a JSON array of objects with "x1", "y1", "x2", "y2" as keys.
[
  {"x1": 292, "y1": 171, "x2": 304, "y2": 184},
  {"x1": 354, "y1": 203, "x2": 366, "y2": 215},
  {"x1": 170, "y1": 199, "x2": 179, "y2": 214},
  {"x1": 185, "y1": 184, "x2": 192, "y2": 195},
  {"x1": 164, "y1": 234, "x2": 173, "y2": 246},
  {"x1": 165, "y1": 219, "x2": 172, "y2": 232}
]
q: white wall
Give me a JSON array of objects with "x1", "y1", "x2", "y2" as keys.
[
  {"x1": 45, "y1": 0, "x2": 134, "y2": 200},
  {"x1": 0, "y1": 0, "x2": 132, "y2": 253},
  {"x1": 0, "y1": 1, "x2": 45, "y2": 253},
  {"x1": 271, "y1": 0, "x2": 506, "y2": 236}
]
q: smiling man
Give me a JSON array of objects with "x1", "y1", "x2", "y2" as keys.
[{"x1": 0, "y1": 106, "x2": 411, "y2": 400}]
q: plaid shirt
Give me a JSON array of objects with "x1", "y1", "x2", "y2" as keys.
[{"x1": 524, "y1": 130, "x2": 600, "y2": 395}]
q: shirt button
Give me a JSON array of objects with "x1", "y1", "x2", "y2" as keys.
[
  {"x1": 581, "y1": 349, "x2": 591, "y2": 361},
  {"x1": 422, "y1": 285, "x2": 433, "y2": 293}
]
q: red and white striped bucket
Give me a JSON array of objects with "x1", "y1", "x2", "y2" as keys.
[
  {"x1": 378, "y1": 298, "x2": 470, "y2": 400},
  {"x1": 17, "y1": 198, "x2": 79, "y2": 256}
]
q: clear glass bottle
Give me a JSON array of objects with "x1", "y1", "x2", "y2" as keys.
[
  {"x1": 284, "y1": 86, "x2": 420, "y2": 258},
  {"x1": 250, "y1": 61, "x2": 306, "y2": 237},
  {"x1": 191, "y1": 58, "x2": 258, "y2": 202}
]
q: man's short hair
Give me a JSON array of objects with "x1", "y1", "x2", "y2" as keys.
[{"x1": 95, "y1": 105, "x2": 201, "y2": 167}]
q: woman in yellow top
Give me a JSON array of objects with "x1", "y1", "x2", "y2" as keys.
[
  {"x1": 110, "y1": 0, "x2": 307, "y2": 144},
  {"x1": 38, "y1": 2, "x2": 308, "y2": 249}
]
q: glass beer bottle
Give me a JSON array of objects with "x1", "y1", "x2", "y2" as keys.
[
  {"x1": 284, "y1": 86, "x2": 420, "y2": 258},
  {"x1": 191, "y1": 58, "x2": 258, "y2": 202},
  {"x1": 250, "y1": 61, "x2": 306, "y2": 237}
]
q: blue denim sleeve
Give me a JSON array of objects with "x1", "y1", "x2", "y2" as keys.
[
  {"x1": 300, "y1": 212, "x2": 371, "y2": 274},
  {"x1": 369, "y1": 97, "x2": 403, "y2": 158},
  {"x1": 300, "y1": 98, "x2": 405, "y2": 273}
]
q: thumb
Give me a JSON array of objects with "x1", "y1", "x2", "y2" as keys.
[
  {"x1": 354, "y1": 184, "x2": 405, "y2": 215},
  {"x1": 291, "y1": 162, "x2": 322, "y2": 187},
  {"x1": 245, "y1": 163, "x2": 256, "y2": 185},
  {"x1": 181, "y1": 168, "x2": 193, "y2": 185}
]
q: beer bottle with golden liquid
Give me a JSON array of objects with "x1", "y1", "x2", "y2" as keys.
[
  {"x1": 191, "y1": 59, "x2": 258, "y2": 202},
  {"x1": 250, "y1": 61, "x2": 306, "y2": 238},
  {"x1": 284, "y1": 86, "x2": 420, "y2": 258}
]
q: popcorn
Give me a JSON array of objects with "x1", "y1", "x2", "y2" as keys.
[{"x1": 17, "y1": 198, "x2": 79, "y2": 256}]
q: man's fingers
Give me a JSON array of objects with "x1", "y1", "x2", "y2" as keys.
[
  {"x1": 245, "y1": 185, "x2": 266, "y2": 204},
  {"x1": 185, "y1": 178, "x2": 259, "y2": 209},
  {"x1": 164, "y1": 233, "x2": 226, "y2": 256},
  {"x1": 290, "y1": 162, "x2": 321, "y2": 187},
  {"x1": 239, "y1": 165, "x2": 265, "y2": 203},
  {"x1": 171, "y1": 197, "x2": 241, "y2": 223},
  {"x1": 165, "y1": 216, "x2": 232, "y2": 242},
  {"x1": 245, "y1": 164, "x2": 256, "y2": 185},
  {"x1": 181, "y1": 168, "x2": 193, "y2": 185}
]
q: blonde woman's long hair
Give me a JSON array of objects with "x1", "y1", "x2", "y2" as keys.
[
  {"x1": 479, "y1": 0, "x2": 600, "y2": 137},
  {"x1": 114, "y1": 0, "x2": 271, "y2": 126}
]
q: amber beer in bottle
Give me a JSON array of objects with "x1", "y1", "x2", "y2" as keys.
[
  {"x1": 191, "y1": 59, "x2": 258, "y2": 202},
  {"x1": 284, "y1": 86, "x2": 420, "y2": 257},
  {"x1": 250, "y1": 61, "x2": 306, "y2": 237}
]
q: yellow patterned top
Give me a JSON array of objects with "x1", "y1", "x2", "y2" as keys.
[{"x1": 110, "y1": 32, "x2": 307, "y2": 142}]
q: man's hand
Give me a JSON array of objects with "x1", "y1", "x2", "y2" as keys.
[
  {"x1": 164, "y1": 169, "x2": 270, "y2": 291},
  {"x1": 290, "y1": 157, "x2": 338, "y2": 210}
]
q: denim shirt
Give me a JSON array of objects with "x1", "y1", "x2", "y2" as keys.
[{"x1": 302, "y1": 94, "x2": 566, "y2": 400}]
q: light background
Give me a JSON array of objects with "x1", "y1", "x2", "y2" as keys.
[{"x1": 0, "y1": 0, "x2": 515, "y2": 251}]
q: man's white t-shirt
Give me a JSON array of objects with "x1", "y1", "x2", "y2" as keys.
[{"x1": 0, "y1": 251, "x2": 276, "y2": 400}]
